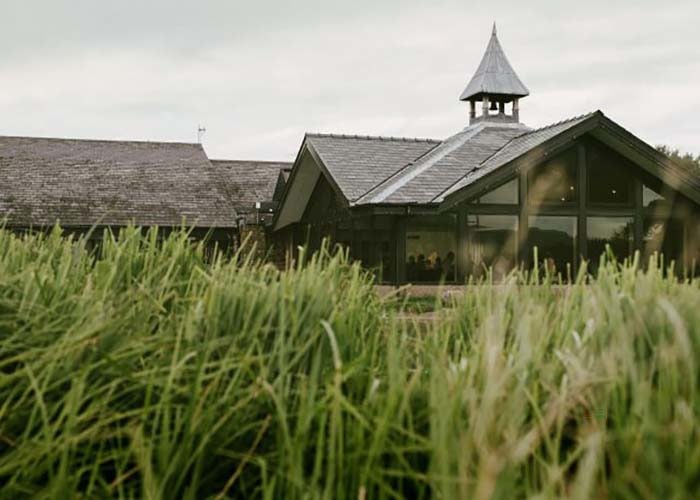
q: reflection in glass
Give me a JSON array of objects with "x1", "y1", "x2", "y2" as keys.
[
  {"x1": 688, "y1": 222, "x2": 700, "y2": 276},
  {"x1": 466, "y1": 215, "x2": 518, "y2": 279},
  {"x1": 587, "y1": 217, "x2": 634, "y2": 270},
  {"x1": 528, "y1": 216, "x2": 577, "y2": 277},
  {"x1": 406, "y1": 216, "x2": 456, "y2": 283},
  {"x1": 642, "y1": 216, "x2": 683, "y2": 267},
  {"x1": 588, "y1": 164, "x2": 633, "y2": 205},
  {"x1": 528, "y1": 148, "x2": 578, "y2": 205},
  {"x1": 375, "y1": 240, "x2": 394, "y2": 283},
  {"x1": 477, "y1": 179, "x2": 518, "y2": 204},
  {"x1": 643, "y1": 185, "x2": 667, "y2": 209}
]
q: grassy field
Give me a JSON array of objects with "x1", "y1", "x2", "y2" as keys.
[{"x1": 0, "y1": 227, "x2": 698, "y2": 499}]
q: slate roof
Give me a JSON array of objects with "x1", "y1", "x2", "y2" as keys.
[
  {"x1": 305, "y1": 134, "x2": 440, "y2": 202},
  {"x1": 302, "y1": 114, "x2": 599, "y2": 208},
  {"x1": 459, "y1": 24, "x2": 529, "y2": 101},
  {"x1": 0, "y1": 136, "x2": 236, "y2": 228},
  {"x1": 212, "y1": 160, "x2": 292, "y2": 213},
  {"x1": 437, "y1": 113, "x2": 595, "y2": 201},
  {"x1": 365, "y1": 123, "x2": 529, "y2": 204}
]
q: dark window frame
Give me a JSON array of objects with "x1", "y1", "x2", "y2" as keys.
[
  {"x1": 526, "y1": 147, "x2": 579, "y2": 208},
  {"x1": 472, "y1": 177, "x2": 520, "y2": 206},
  {"x1": 459, "y1": 137, "x2": 692, "y2": 279},
  {"x1": 404, "y1": 214, "x2": 458, "y2": 284},
  {"x1": 586, "y1": 160, "x2": 636, "y2": 209},
  {"x1": 465, "y1": 213, "x2": 520, "y2": 279}
]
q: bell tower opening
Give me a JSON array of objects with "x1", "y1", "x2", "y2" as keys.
[{"x1": 468, "y1": 96, "x2": 521, "y2": 124}]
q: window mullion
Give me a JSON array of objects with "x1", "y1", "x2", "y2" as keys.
[
  {"x1": 578, "y1": 143, "x2": 588, "y2": 266},
  {"x1": 519, "y1": 169, "x2": 528, "y2": 267},
  {"x1": 634, "y1": 178, "x2": 644, "y2": 255}
]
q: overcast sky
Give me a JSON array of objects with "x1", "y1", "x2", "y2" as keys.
[{"x1": 2, "y1": 0, "x2": 698, "y2": 161}]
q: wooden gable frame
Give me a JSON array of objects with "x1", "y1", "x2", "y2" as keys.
[
  {"x1": 440, "y1": 112, "x2": 700, "y2": 211},
  {"x1": 273, "y1": 136, "x2": 351, "y2": 231}
]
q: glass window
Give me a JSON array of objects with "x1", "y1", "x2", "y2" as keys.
[
  {"x1": 477, "y1": 179, "x2": 518, "y2": 204},
  {"x1": 466, "y1": 215, "x2": 519, "y2": 280},
  {"x1": 588, "y1": 164, "x2": 633, "y2": 206},
  {"x1": 375, "y1": 240, "x2": 394, "y2": 283},
  {"x1": 642, "y1": 216, "x2": 684, "y2": 267},
  {"x1": 406, "y1": 215, "x2": 456, "y2": 283},
  {"x1": 643, "y1": 185, "x2": 668, "y2": 209},
  {"x1": 528, "y1": 148, "x2": 578, "y2": 206},
  {"x1": 688, "y1": 221, "x2": 700, "y2": 277},
  {"x1": 528, "y1": 216, "x2": 578, "y2": 277},
  {"x1": 587, "y1": 217, "x2": 634, "y2": 270}
]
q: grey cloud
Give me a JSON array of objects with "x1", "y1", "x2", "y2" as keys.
[{"x1": 0, "y1": 0, "x2": 698, "y2": 160}]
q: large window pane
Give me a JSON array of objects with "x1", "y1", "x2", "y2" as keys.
[
  {"x1": 588, "y1": 166, "x2": 633, "y2": 205},
  {"x1": 688, "y1": 221, "x2": 700, "y2": 276},
  {"x1": 528, "y1": 216, "x2": 578, "y2": 277},
  {"x1": 587, "y1": 151, "x2": 634, "y2": 206},
  {"x1": 643, "y1": 185, "x2": 668, "y2": 209},
  {"x1": 587, "y1": 217, "x2": 634, "y2": 270},
  {"x1": 375, "y1": 240, "x2": 394, "y2": 283},
  {"x1": 406, "y1": 215, "x2": 456, "y2": 283},
  {"x1": 528, "y1": 148, "x2": 578, "y2": 206},
  {"x1": 477, "y1": 179, "x2": 518, "y2": 204},
  {"x1": 466, "y1": 215, "x2": 519, "y2": 279},
  {"x1": 642, "y1": 216, "x2": 684, "y2": 267}
]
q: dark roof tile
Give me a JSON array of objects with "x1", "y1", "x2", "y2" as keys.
[
  {"x1": 0, "y1": 136, "x2": 236, "y2": 228},
  {"x1": 212, "y1": 160, "x2": 292, "y2": 213},
  {"x1": 305, "y1": 134, "x2": 439, "y2": 202}
]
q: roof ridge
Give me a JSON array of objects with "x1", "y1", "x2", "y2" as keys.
[
  {"x1": 432, "y1": 112, "x2": 599, "y2": 203},
  {"x1": 474, "y1": 112, "x2": 597, "y2": 169},
  {"x1": 359, "y1": 125, "x2": 493, "y2": 204},
  {"x1": 525, "y1": 111, "x2": 598, "y2": 135},
  {"x1": 211, "y1": 159, "x2": 292, "y2": 165},
  {"x1": 354, "y1": 140, "x2": 446, "y2": 204},
  {"x1": 306, "y1": 132, "x2": 440, "y2": 144},
  {"x1": 0, "y1": 134, "x2": 201, "y2": 147}
]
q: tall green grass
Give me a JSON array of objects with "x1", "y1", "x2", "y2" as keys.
[{"x1": 0, "y1": 227, "x2": 698, "y2": 499}]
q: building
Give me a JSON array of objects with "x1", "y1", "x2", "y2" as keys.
[
  {"x1": 1, "y1": 26, "x2": 698, "y2": 281},
  {"x1": 0, "y1": 136, "x2": 290, "y2": 250},
  {"x1": 213, "y1": 160, "x2": 292, "y2": 259},
  {"x1": 213, "y1": 160, "x2": 292, "y2": 227},
  {"x1": 273, "y1": 25, "x2": 700, "y2": 283}
]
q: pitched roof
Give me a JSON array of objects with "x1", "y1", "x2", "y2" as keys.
[
  {"x1": 305, "y1": 133, "x2": 440, "y2": 202},
  {"x1": 212, "y1": 160, "x2": 292, "y2": 213},
  {"x1": 362, "y1": 123, "x2": 529, "y2": 204},
  {"x1": 0, "y1": 136, "x2": 235, "y2": 228},
  {"x1": 298, "y1": 117, "x2": 597, "y2": 207},
  {"x1": 459, "y1": 24, "x2": 530, "y2": 101},
  {"x1": 277, "y1": 110, "x2": 700, "y2": 228},
  {"x1": 437, "y1": 113, "x2": 596, "y2": 201},
  {"x1": 299, "y1": 115, "x2": 599, "y2": 207}
]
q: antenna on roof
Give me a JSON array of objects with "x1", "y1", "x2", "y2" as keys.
[{"x1": 197, "y1": 125, "x2": 207, "y2": 144}]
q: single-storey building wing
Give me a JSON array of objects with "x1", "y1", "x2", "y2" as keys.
[
  {"x1": 0, "y1": 136, "x2": 235, "y2": 243},
  {"x1": 0, "y1": 137, "x2": 291, "y2": 249},
  {"x1": 273, "y1": 26, "x2": 700, "y2": 283}
]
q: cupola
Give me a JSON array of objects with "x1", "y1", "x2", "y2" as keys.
[{"x1": 460, "y1": 24, "x2": 529, "y2": 125}]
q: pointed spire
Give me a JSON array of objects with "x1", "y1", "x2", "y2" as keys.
[{"x1": 459, "y1": 26, "x2": 529, "y2": 102}]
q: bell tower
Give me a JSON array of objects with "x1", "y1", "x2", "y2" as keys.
[{"x1": 460, "y1": 24, "x2": 529, "y2": 125}]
